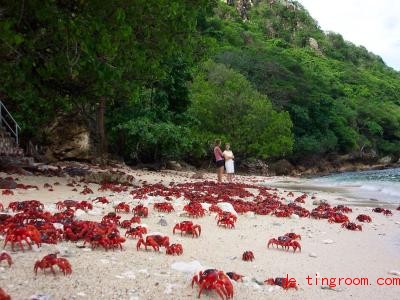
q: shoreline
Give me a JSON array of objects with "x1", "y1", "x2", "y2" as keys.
[{"x1": 0, "y1": 167, "x2": 399, "y2": 299}]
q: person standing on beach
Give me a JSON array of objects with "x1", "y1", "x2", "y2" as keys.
[
  {"x1": 223, "y1": 143, "x2": 235, "y2": 182},
  {"x1": 214, "y1": 139, "x2": 224, "y2": 182}
]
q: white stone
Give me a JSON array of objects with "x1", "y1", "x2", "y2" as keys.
[
  {"x1": 217, "y1": 202, "x2": 238, "y2": 216},
  {"x1": 171, "y1": 260, "x2": 203, "y2": 275},
  {"x1": 322, "y1": 239, "x2": 334, "y2": 244},
  {"x1": 121, "y1": 271, "x2": 136, "y2": 279}
]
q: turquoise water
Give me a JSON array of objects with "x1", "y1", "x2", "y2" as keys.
[{"x1": 311, "y1": 168, "x2": 400, "y2": 204}]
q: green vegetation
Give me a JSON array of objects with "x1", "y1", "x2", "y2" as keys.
[{"x1": 1, "y1": 0, "x2": 399, "y2": 164}]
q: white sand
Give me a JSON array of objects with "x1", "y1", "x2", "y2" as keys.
[{"x1": 0, "y1": 168, "x2": 399, "y2": 300}]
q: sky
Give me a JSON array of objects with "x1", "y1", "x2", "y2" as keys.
[{"x1": 297, "y1": 0, "x2": 400, "y2": 70}]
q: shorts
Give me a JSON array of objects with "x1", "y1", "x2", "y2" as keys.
[{"x1": 215, "y1": 160, "x2": 225, "y2": 168}]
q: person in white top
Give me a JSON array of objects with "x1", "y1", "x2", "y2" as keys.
[{"x1": 223, "y1": 143, "x2": 235, "y2": 182}]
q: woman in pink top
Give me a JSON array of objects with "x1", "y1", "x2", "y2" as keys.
[{"x1": 214, "y1": 139, "x2": 224, "y2": 182}]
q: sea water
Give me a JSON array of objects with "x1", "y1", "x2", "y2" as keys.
[{"x1": 311, "y1": 168, "x2": 400, "y2": 204}]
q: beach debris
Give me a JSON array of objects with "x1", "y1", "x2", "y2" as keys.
[
  {"x1": 322, "y1": 239, "x2": 334, "y2": 244},
  {"x1": 192, "y1": 269, "x2": 233, "y2": 299},
  {"x1": 309, "y1": 252, "x2": 317, "y2": 258},
  {"x1": 321, "y1": 285, "x2": 344, "y2": 292},
  {"x1": 290, "y1": 214, "x2": 300, "y2": 219},
  {"x1": 242, "y1": 251, "x2": 255, "y2": 261},
  {"x1": 173, "y1": 221, "x2": 201, "y2": 237},
  {"x1": 29, "y1": 294, "x2": 52, "y2": 300},
  {"x1": 388, "y1": 270, "x2": 400, "y2": 276},
  {"x1": 157, "y1": 218, "x2": 168, "y2": 226}
]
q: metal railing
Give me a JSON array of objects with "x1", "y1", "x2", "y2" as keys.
[{"x1": 0, "y1": 100, "x2": 21, "y2": 145}]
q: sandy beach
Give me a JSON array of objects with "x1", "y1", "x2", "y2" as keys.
[{"x1": 0, "y1": 166, "x2": 399, "y2": 300}]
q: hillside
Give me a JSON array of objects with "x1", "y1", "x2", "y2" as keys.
[{"x1": 1, "y1": 0, "x2": 399, "y2": 173}]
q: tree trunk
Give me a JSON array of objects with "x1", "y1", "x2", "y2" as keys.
[{"x1": 97, "y1": 97, "x2": 107, "y2": 162}]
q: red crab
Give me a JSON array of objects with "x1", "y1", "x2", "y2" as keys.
[
  {"x1": 341, "y1": 222, "x2": 362, "y2": 231},
  {"x1": 125, "y1": 226, "x2": 147, "y2": 239},
  {"x1": 287, "y1": 192, "x2": 294, "y2": 197},
  {"x1": 226, "y1": 272, "x2": 244, "y2": 282},
  {"x1": 267, "y1": 237, "x2": 301, "y2": 253},
  {"x1": 0, "y1": 252, "x2": 12, "y2": 267},
  {"x1": 2, "y1": 189, "x2": 14, "y2": 196},
  {"x1": 216, "y1": 212, "x2": 237, "y2": 228},
  {"x1": 333, "y1": 205, "x2": 352, "y2": 213},
  {"x1": 173, "y1": 221, "x2": 201, "y2": 237},
  {"x1": 34, "y1": 253, "x2": 72, "y2": 275},
  {"x1": 217, "y1": 217, "x2": 235, "y2": 228},
  {"x1": 102, "y1": 212, "x2": 121, "y2": 225},
  {"x1": 130, "y1": 216, "x2": 141, "y2": 224},
  {"x1": 115, "y1": 202, "x2": 130, "y2": 213},
  {"x1": 242, "y1": 251, "x2": 254, "y2": 261},
  {"x1": 93, "y1": 197, "x2": 110, "y2": 204},
  {"x1": 284, "y1": 233, "x2": 301, "y2": 240},
  {"x1": 383, "y1": 209, "x2": 392, "y2": 216},
  {"x1": 397, "y1": 206, "x2": 400, "y2": 211},
  {"x1": 166, "y1": 243, "x2": 183, "y2": 255},
  {"x1": 372, "y1": 207, "x2": 385, "y2": 213},
  {"x1": 4, "y1": 226, "x2": 42, "y2": 252},
  {"x1": 264, "y1": 277, "x2": 298, "y2": 290},
  {"x1": 0, "y1": 288, "x2": 11, "y2": 300},
  {"x1": 80, "y1": 186, "x2": 93, "y2": 195},
  {"x1": 273, "y1": 209, "x2": 293, "y2": 218},
  {"x1": 154, "y1": 202, "x2": 175, "y2": 213},
  {"x1": 136, "y1": 235, "x2": 170, "y2": 251},
  {"x1": 183, "y1": 202, "x2": 206, "y2": 218},
  {"x1": 191, "y1": 269, "x2": 233, "y2": 299},
  {"x1": 328, "y1": 213, "x2": 349, "y2": 223},
  {"x1": 132, "y1": 204, "x2": 149, "y2": 218},
  {"x1": 44, "y1": 183, "x2": 53, "y2": 189},
  {"x1": 119, "y1": 220, "x2": 132, "y2": 229},
  {"x1": 356, "y1": 214, "x2": 372, "y2": 223}
]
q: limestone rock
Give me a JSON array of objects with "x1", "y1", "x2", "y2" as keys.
[
  {"x1": 269, "y1": 159, "x2": 294, "y2": 176},
  {"x1": 166, "y1": 161, "x2": 182, "y2": 171},
  {"x1": 378, "y1": 156, "x2": 392, "y2": 164},
  {"x1": 44, "y1": 113, "x2": 92, "y2": 162}
]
